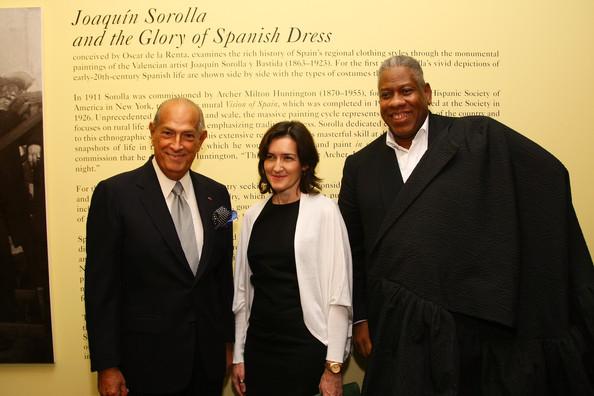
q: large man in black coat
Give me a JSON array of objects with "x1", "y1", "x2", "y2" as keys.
[
  {"x1": 338, "y1": 56, "x2": 594, "y2": 395},
  {"x1": 85, "y1": 98, "x2": 234, "y2": 396}
]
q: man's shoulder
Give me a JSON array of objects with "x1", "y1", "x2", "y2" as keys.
[
  {"x1": 89, "y1": 164, "x2": 150, "y2": 210},
  {"x1": 451, "y1": 114, "x2": 498, "y2": 129},
  {"x1": 98, "y1": 162, "x2": 148, "y2": 188},
  {"x1": 190, "y1": 170, "x2": 229, "y2": 194},
  {"x1": 453, "y1": 116, "x2": 565, "y2": 171},
  {"x1": 347, "y1": 132, "x2": 387, "y2": 161}
]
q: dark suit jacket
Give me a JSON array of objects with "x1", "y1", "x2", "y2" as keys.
[
  {"x1": 338, "y1": 113, "x2": 454, "y2": 323},
  {"x1": 85, "y1": 159, "x2": 234, "y2": 394}
]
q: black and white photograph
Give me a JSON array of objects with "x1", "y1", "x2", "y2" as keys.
[{"x1": 0, "y1": 7, "x2": 52, "y2": 363}]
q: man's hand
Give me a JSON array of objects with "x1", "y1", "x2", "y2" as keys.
[
  {"x1": 353, "y1": 321, "x2": 372, "y2": 358},
  {"x1": 98, "y1": 367, "x2": 128, "y2": 396},
  {"x1": 231, "y1": 363, "x2": 246, "y2": 396},
  {"x1": 319, "y1": 369, "x2": 342, "y2": 396},
  {"x1": 225, "y1": 342, "x2": 234, "y2": 373}
]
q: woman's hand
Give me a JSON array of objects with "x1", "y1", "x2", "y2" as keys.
[
  {"x1": 231, "y1": 363, "x2": 246, "y2": 396},
  {"x1": 319, "y1": 369, "x2": 342, "y2": 396}
]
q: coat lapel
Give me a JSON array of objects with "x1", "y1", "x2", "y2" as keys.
[
  {"x1": 135, "y1": 161, "x2": 191, "y2": 273},
  {"x1": 376, "y1": 136, "x2": 404, "y2": 211},
  {"x1": 192, "y1": 172, "x2": 215, "y2": 280},
  {"x1": 370, "y1": 114, "x2": 458, "y2": 254}
]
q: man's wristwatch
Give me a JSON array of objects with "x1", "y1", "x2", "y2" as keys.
[{"x1": 325, "y1": 361, "x2": 342, "y2": 374}]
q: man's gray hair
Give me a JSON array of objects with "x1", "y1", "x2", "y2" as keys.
[
  {"x1": 152, "y1": 97, "x2": 206, "y2": 132},
  {"x1": 378, "y1": 55, "x2": 426, "y2": 88}
]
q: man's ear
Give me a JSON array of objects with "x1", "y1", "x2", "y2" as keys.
[
  {"x1": 424, "y1": 83, "x2": 432, "y2": 105},
  {"x1": 199, "y1": 130, "x2": 208, "y2": 143},
  {"x1": 195, "y1": 130, "x2": 208, "y2": 151}
]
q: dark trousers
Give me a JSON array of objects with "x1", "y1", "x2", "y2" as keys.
[{"x1": 128, "y1": 329, "x2": 224, "y2": 396}]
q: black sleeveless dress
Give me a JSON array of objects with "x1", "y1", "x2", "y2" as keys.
[{"x1": 244, "y1": 199, "x2": 326, "y2": 396}]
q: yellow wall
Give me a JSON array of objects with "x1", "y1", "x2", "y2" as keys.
[{"x1": 1, "y1": 1, "x2": 593, "y2": 394}]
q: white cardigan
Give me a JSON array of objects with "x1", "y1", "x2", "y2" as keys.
[{"x1": 232, "y1": 193, "x2": 352, "y2": 363}]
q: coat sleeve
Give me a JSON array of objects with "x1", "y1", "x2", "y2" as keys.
[
  {"x1": 84, "y1": 180, "x2": 124, "y2": 372},
  {"x1": 231, "y1": 210, "x2": 254, "y2": 363},
  {"x1": 216, "y1": 188, "x2": 235, "y2": 343},
  {"x1": 338, "y1": 155, "x2": 368, "y2": 323},
  {"x1": 324, "y1": 201, "x2": 353, "y2": 362}
]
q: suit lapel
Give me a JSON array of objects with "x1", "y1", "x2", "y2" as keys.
[
  {"x1": 192, "y1": 172, "x2": 215, "y2": 280},
  {"x1": 370, "y1": 114, "x2": 458, "y2": 254},
  {"x1": 376, "y1": 136, "x2": 404, "y2": 211},
  {"x1": 136, "y1": 161, "x2": 191, "y2": 273}
]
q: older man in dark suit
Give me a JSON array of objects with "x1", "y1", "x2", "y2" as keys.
[
  {"x1": 85, "y1": 98, "x2": 234, "y2": 396},
  {"x1": 339, "y1": 56, "x2": 594, "y2": 395}
]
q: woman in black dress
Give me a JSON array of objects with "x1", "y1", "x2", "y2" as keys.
[{"x1": 231, "y1": 121, "x2": 352, "y2": 396}]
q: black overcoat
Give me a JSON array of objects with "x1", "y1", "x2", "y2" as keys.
[{"x1": 344, "y1": 114, "x2": 594, "y2": 395}]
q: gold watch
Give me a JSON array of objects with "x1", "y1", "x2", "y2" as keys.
[{"x1": 325, "y1": 361, "x2": 342, "y2": 374}]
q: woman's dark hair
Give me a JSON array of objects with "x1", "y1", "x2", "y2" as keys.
[{"x1": 257, "y1": 121, "x2": 322, "y2": 195}]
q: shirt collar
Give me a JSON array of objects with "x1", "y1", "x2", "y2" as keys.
[
  {"x1": 151, "y1": 157, "x2": 192, "y2": 198},
  {"x1": 386, "y1": 114, "x2": 430, "y2": 152}
]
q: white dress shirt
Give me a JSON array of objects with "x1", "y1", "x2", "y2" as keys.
[{"x1": 386, "y1": 115, "x2": 429, "y2": 182}]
